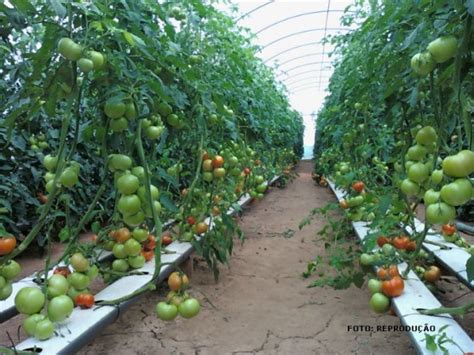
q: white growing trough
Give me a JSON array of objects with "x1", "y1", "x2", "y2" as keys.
[
  {"x1": 6, "y1": 177, "x2": 280, "y2": 354},
  {"x1": 328, "y1": 181, "x2": 474, "y2": 354}
]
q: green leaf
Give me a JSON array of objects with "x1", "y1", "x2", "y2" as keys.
[
  {"x1": 466, "y1": 255, "x2": 474, "y2": 283},
  {"x1": 49, "y1": 0, "x2": 66, "y2": 17},
  {"x1": 465, "y1": 0, "x2": 474, "y2": 15},
  {"x1": 424, "y1": 333, "x2": 438, "y2": 352}
]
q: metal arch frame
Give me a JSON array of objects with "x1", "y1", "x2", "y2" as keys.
[
  {"x1": 279, "y1": 61, "x2": 330, "y2": 76},
  {"x1": 260, "y1": 27, "x2": 350, "y2": 51},
  {"x1": 276, "y1": 52, "x2": 325, "y2": 67},
  {"x1": 285, "y1": 75, "x2": 332, "y2": 88},
  {"x1": 317, "y1": 0, "x2": 332, "y2": 89},
  {"x1": 289, "y1": 84, "x2": 328, "y2": 94},
  {"x1": 279, "y1": 68, "x2": 333, "y2": 82},
  {"x1": 286, "y1": 77, "x2": 330, "y2": 90},
  {"x1": 236, "y1": 0, "x2": 275, "y2": 22},
  {"x1": 255, "y1": 10, "x2": 349, "y2": 34},
  {"x1": 264, "y1": 42, "x2": 324, "y2": 63}
]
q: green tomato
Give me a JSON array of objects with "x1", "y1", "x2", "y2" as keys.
[
  {"x1": 124, "y1": 102, "x2": 137, "y2": 120},
  {"x1": 118, "y1": 194, "x2": 141, "y2": 216},
  {"x1": 203, "y1": 172, "x2": 213, "y2": 182},
  {"x1": 137, "y1": 185, "x2": 160, "y2": 201},
  {"x1": 156, "y1": 302, "x2": 178, "y2": 321},
  {"x1": 104, "y1": 99, "x2": 126, "y2": 119},
  {"x1": 255, "y1": 175, "x2": 265, "y2": 184},
  {"x1": 112, "y1": 259, "x2": 129, "y2": 272},
  {"x1": 167, "y1": 114, "x2": 180, "y2": 127},
  {"x1": 47, "y1": 295, "x2": 74, "y2": 322},
  {"x1": 431, "y1": 169, "x2": 444, "y2": 184},
  {"x1": 70, "y1": 252, "x2": 89, "y2": 272},
  {"x1": 440, "y1": 178, "x2": 472, "y2": 206},
  {"x1": 410, "y1": 52, "x2": 435, "y2": 76},
  {"x1": 401, "y1": 179, "x2": 420, "y2": 196},
  {"x1": 131, "y1": 166, "x2": 145, "y2": 182},
  {"x1": 427, "y1": 36, "x2": 458, "y2": 63},
  {"x1": 442, "y1": 150, "x2": 474, "y2": 177},
  {"x1": 1, "y1": 260, "x2": 21, "y2": 280},
  {"x1": 367, "y1": 279, "x2": 382, "y2": 294},
  {"x1": 359, "y1": 253, "x2": 374, "y2": 266},
  {"x1": 256, "y1": 182, "x2": 267, "y2": 193},
  {"x1": 0, "y1": 275, "x2": 5, "y2": 289},
  {"x1": 213, "y1": 168, "x2": 226, "y2": 179},
  {"x1": 109, "y1": 154, "x2": 132, "y2": 171},
  {"x1": 369, "y1": 293, "x2": 390, "y2": 313},
  {"x1": 87, "y1": 50, "x2": 105, "y2": 69},
  {"x1": 34, "y1": 318, "x2": 55, "y2": 340},
  {"x1": 406, "y1": 144, "x2": 427, "y2": 161},
  {"x1": 23, "y1": 314, "x2": 46, "y2": 336},
  {"x1": 382, "y1": 243, "x2": 395, "y2": 256},
  {"x1": 43, "y1": 155, "x2": 58, "y2": 172},
  {"x1": 145, "y1": 126, "x2": 164, "y2": 140},
  {"x1": 408, "y1": 162, "x2": 429, "y2": 183},
  {"x1": 15, "y1": 287, "x2": 45, "y2": 315},
  {"x1": 110, "y1": 117, "x2": 129, "y2": 132},
  {"x1": 67, "y1": 272, "x2": 90, "y2": 290},
  {"x1": 128, "y1": 255, "x2": 146, "y2": 269},
  {"x1": 78, "y1": 58, "x2": 94, "y2": 73},
  {"x1": 87, "y1": 265, "x2": 99, "y2": 280},
  {"x1": 57, "y1": 37, "x2": 83, "y2": 61},
  {"x1": 178, "y1": 298, "x2": 200, "y2": 319},
  {"x1": 124, "y1": 238, "x2": 141, "y2": 257},
  {"x1": 116, "y1": 173, "x2": 140, "y2": 195},
  {"x1": 144, "y1": 200, "x2": 162, "y2": 218},
  {"x1": 426, "y1": 202, "x2": 456, "y2": 224},
  {"x1": 60, "y1": 168, "x2": 79, "y2": 188},
  {"x1": 423, "y1": 189, "x2": 440, "y2": 205},
  {"x1": 47, "y1": 274, "x2": 70, "y2": 299},
  {"x1": 156, "y1": 102, "x2": 172, "y2": 116},
  {"x1": 347, "y1": 195, "x2": 364, "y2": 207},
  {"x1": 132, "y1": 228, "x2": 148, "y2": 242},
  {"x1": 123, "y1": 210, "x2": 145, "y2": 227},
  {"x1": 112, "y1": 243, "x2": 128, "y2": 259},
  {"x1": 415, "y1": 126, "x2": 437, "y2": 145},
  {"x1": 44, "y1": 172, "x2": 55, "y2": 183},
  {"x1": 0, "y1": 282, "x2": 12, "y2": 300}
]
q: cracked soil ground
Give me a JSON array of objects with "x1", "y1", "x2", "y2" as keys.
[{"x1": 80, "y1": 160, "x2": 414, "y2": 354}]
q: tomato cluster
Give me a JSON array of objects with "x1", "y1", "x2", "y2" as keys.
[{"x1": 156, "y1": 272, "x2": 200, "y2": 321}]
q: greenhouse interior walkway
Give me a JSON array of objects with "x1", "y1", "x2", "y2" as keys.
[{"x1": 80, "y1": 160, "x2": 413, "y2": 354}]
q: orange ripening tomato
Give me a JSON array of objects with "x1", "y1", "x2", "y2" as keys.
[
  {"x1": 53, "y1": 266, "x2": 71, "y2": 278},
  {"x1": 195, "y1": 222, "x2": 208, "y2": 235},
  {"x1": 114, "y1": 227, "x2": 131, "y2": 244},
  {"x1": 202, "y1": 151, "x2": 210, "y2": 161},
  {"x1": 143, "y1": 234, "x2": 156, "y2": 251},
  {"x1": 141, "y1": 249, "x2": 154, "y2": 262},
  {"x1": 377, "y1": 265, "x2": 399, "y2": 280},
  {"x1": 168, "y1": 272, "x2": 189, "y2": 291},
  {"x1": 392, "y1": 236, "x2": 410, "y2": 250},
  {"x1": 339, "y1": 200, "x2": 349, "y2": 209},
  {"x1": 352, "y1": 181, "x2": 365, "y2": 193},
  {"x1": 212, "y1": 206, "x2": 221, "y2": 216},
  {"x1": 376, "y1": 236, "x2": 390, "y2": 247},
  {"x1": 0, "y1": 236, "x2": 16, "y2": 256},
  {"x1": 405, "y1": 240, "x2": 416, "y2": 252},
  {"x1": 161, "y1": 234, "x2": 172, "y2": 246},
  {"x1": 37, "y1": 192, "x2": 48, "y2": 204},
  {"x1": 382, "y1": 276, "x2": 404, "y2": 297},
  {"x1": 441, "y1": 224, "x2": 456, "y2": 236},
  {"x1": 212, "y1": 155, "x2": 224, "y2": 168},
  {"x1": 243, "y1": 167, "x2": 251, "y2": 175},
  {"x1": 75, "y1": 293, "x2": 95, "y2": 309}
]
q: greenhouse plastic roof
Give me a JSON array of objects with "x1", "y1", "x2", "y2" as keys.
[{"x1": 217, "y1": 0, "x2": 357, "y2": 150}]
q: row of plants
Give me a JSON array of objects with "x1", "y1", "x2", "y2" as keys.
[
  {"x1": 0, "y1": 0, "x2": 303, "y2": 344},
  {"x1": 306, "y1": 1, "x2": 473, "y2": 352}
]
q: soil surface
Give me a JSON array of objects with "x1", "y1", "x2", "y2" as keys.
[{"x1": 79, "y1": 160, "x2": 414, "y2": 354}]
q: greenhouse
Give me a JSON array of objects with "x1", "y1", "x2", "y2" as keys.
[{"x1": 0, "y1": 0, "x2": 473, "y2": 354}]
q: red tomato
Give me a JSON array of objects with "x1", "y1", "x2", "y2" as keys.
[
  {"x1": 187, "y1": 216, "x2": 196, "y2": 226},
  {"x1": 352, "y1": 181, "x2": 365, "y2": 193},
  {"x1": 212, "y1": 155, "x2": 224, "y2": 168},
  {"x1": 143, "y1": 235, "x2": 156, "y2": 251},
  {"x1": 75, "y1": 293, "x2": 95, "y2": 309},
  {"x1": 0, "y1": 236, "x2": 16, "y2": 256},
  {"x1": 376, "y1": 236, "x2": 390, "y2": 247},
  {"x1": 441, "y1": 224, "x2": 456, "y2": 236},
  {"x1": 382, "y1": 276, "x2": 404, "y2": 297}
]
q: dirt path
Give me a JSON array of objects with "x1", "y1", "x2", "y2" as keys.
[{"x1": 81, "y1": 160, "x2": 413, "y2": 354}]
